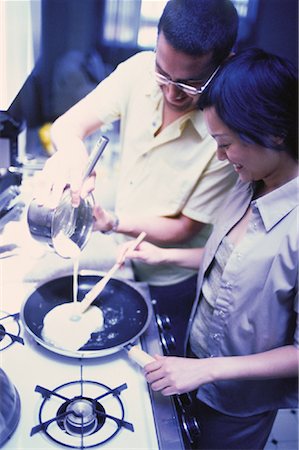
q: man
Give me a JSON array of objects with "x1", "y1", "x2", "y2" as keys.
[{"x1": 38, "y1": 0, "x2": 239, "y2": 354}]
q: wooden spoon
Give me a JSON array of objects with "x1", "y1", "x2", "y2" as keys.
[{"x1": 76, "y1": 231, "x2": 147, "y2": 316}]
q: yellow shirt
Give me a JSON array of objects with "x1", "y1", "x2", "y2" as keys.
[{"x1": 86, "y1": 51, "x2": 237, "y2": 285}]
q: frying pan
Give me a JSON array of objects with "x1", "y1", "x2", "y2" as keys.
[{"x1": 20, "y1": 272, "x2": 153, "y2": 359}]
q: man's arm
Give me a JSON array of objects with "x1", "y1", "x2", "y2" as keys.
[
  {"x1": 93, "y1": 205, "x2": 207, "y2": 245},
  {"x1": 37, "y1": 95, "x2": 104, "y2": 208}
]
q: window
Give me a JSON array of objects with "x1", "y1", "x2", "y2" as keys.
[
  {"x1": 103, "y1": 0, "x2": 167, "y2": 48},
  {"x1": 137, "y1": 0, "x2": 168, "y2": 47},
  {"x1": 233, "y1": 0, "x2": 249, "y2": 17},
  {"x1": 103, "y1": 0, "x2": 255, "y2": 49},
  {"x1": 103, "y1": 0, "x2": 141, "y2": 45},
  {"x1": 0, "y1": 0, "x2": 40, "y2": 110}
]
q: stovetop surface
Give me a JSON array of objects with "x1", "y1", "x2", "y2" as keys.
[
  {"x1": 0, "y1": 282, "x2": 160, "y2": 449},
  {"x1": 0, "y1": 181, "x2": 185, "y2": 450},
  {"x1": 0, "y1": 270, "x2": 185, "y2": 450}
]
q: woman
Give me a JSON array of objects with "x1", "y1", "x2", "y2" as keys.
[{"x1": 117, "y1": 49, "x2": 299, "y2": 449}]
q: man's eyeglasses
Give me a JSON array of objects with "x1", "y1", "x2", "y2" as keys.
[{"x1": 155, "y1": 66, "x2": 220, "y2": 96}]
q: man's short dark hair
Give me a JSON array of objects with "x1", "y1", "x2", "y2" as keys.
[{"x1": 158, "y1": 0, "x2": 239, "y2": 65}]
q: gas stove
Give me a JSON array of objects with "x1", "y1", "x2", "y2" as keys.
[
  {"x1": 0, "y1": 173, "x2": 200, "y2": 450},
  {"x1": 32, "y1": 368, "x2": 137, "y2": 447},
  {"x1": 0, "y1": 280, "x2": 187, "y2": 450}
]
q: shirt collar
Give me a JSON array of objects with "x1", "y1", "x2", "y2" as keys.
[
  {"x1": 148, "y1": 86, "x2": 209, "y2": 139},
  {"x1": 188, "y1": 110, "x2": 209, "y2": 139},
  {"x1": 146, "y1": 55, "x2": 208, "y2": 139},
  {"x1": 252, "y1": 176, "x2": 299, "y2": 231}
]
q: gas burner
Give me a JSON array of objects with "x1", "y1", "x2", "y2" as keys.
[
  {"x1": 31, "y1": 367, "x2": 134, "y2": 448},
  {"x1": 57, "y1": 398, "x2": 105, "y2": 437},
  {"x1": 0, "y1": 311, "x2": 24, "y2": 350}
]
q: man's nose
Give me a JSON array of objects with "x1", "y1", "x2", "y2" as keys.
[{"x1": 165, "y1": 83, "x2": 184, "y2": 98}]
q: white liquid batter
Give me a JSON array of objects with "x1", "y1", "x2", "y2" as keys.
[
  {"x1": 53, "y1": 231, "x2": 81, "y2": 302},
  {"x1": 43, "y1": 232, "x2": 104, "y2": 351},
  {"x1": 42, "y1": 303, "x2": 104, "y2": 351}
]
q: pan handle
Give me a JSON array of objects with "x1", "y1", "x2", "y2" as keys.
[{"x1": 126, "y1": 345, "x2": 155, "y2": 367}]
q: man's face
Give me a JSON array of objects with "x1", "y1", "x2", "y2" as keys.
[{"x1": 155, "y1": 32, "x2": 217, "y2": 114}]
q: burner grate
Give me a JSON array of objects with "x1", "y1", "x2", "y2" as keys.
[
  {"x1": 0, "y1": 311, "x2": 24, "y2": 350},
  {"x1": 31, "y1": 367, "x2": 134, "y2": 448}
]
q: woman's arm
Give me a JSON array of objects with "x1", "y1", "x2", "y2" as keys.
[
  {"x1": 116, "y1": 239, "x2": 205, "y2": 269},
  {"x1": 144, "y1": 345, "x2": 299, "y2": 396}
]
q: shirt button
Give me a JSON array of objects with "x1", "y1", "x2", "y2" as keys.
[
  {"x1": 225, "y1": 281, "x2": 231, "y2": 288},
  {"x1": 212, "y1": 333, "x2": 221, "y2": 341}
]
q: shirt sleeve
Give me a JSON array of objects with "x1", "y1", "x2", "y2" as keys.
[
  {"x1": 81, "y1": 52, "x2": 154, "y2": 125},
  {"x1": 182, "y1": 154, "x2": 238, "y2": 224}
]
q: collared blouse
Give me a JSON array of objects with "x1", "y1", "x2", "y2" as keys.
[{"x1": 187, "y1": 177, "x2": 299, "y2": 416}]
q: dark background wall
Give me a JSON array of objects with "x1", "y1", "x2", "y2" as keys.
[{"x1": 237, "y1": 0, "x2": 298, "y2": 65}]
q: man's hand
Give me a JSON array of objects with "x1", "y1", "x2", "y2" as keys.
[
  {"x1": 34, "y1": 150, "x2": 95, "y2": 209},
  {"x1": 93, "y1": 205, "x2": 118, "y2": 233}
]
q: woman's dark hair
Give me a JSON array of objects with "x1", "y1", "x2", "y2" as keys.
[
  {"x1": 199, "y1": 48, "x2": 298, "y2": 160},
  {"x1": 157, "y1": 0, "x2": 239, "y2": 65}
]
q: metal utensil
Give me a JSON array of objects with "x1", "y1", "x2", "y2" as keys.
[
  {"x1": 53, "y1": 135, "x2": 109, "y2": 239},
  {"x1": 27, "y1": 135, "x2": 109, "y2": 255}
]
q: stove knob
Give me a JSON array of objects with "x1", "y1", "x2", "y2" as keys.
[
  {"x1": 160, "y1": 331, "x2": 176, "y2": 354},
  {"x1": 181, "y1": 412, "x2": 201, "y2": 444},
  {"x1": 156, "y1": 314, "x2": 171, "y2": 331},
  {"x1": 176, "y1": 392, "x2": 193, "y2": 410}
]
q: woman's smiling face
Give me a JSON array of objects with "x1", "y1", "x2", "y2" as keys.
[{"x1": 203, "y1": 106, "x2": 284, "y2": 184}]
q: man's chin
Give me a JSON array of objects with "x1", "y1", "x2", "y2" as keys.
[{"x1": 165, "y1": 99, "x2": 195, "y2": 113}]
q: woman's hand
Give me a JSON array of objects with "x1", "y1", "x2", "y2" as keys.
[
  {"x1": 116, "y1": 241, "x2": 167, "y2": 266},
  {"x1": 144, "y1": 355, "x2": 216, "y2": 396},
  {"x1": 143, "y1": 346, "x2": 299, "y2": 396},
  {"x1": 116, "y1": 240, "x2": 204, "y2": 269}
]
